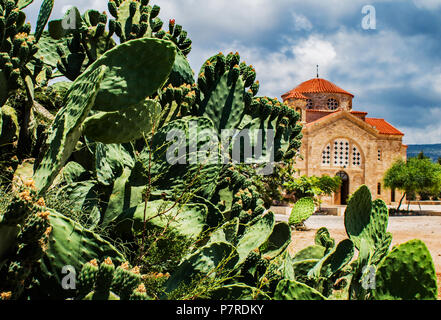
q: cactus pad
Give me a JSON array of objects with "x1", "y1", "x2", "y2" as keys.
[
  {"x1": 289, "y1": 197, "x2": 315, "y2": 226},
  {"x1": 83, "y1": 99, "x2": 161, "y2": 144},
  {"x1": 373, "y1": 239, "x2": 438, "y2": 300},
  {"x1": 274, "y1": 279, "x2": 326, "y2": 300},
  {"x1": 33, "y1": 65, "x2": 107, "y2": 193}
]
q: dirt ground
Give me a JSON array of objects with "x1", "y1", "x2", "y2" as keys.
[{"x1": 284, "y1": 216, "x2": 441, "y2": 299}]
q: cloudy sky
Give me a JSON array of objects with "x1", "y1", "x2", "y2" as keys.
[{"x1": 23, "y1": 0, "x2": 441, "y2": 144}]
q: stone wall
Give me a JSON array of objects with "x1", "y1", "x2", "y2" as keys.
[
  {"x1": 295, "y1": 114, "x2": 407, "y2": 205},
  {"x1": 302, "y1": 92, "x2": 353, "y2": 111}
]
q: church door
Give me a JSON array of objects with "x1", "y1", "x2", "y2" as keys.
[{"x1": 336, "y1": 171, "x2": 349, "y2": 205}]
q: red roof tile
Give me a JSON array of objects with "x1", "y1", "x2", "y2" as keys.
[
  {"x1": 350, "y1": 110, "x2": 368, "y2": 115},
  {"x1": 282, "y1": 91, "x2": 308, "y2": 100},
  {"x1": 282, "y1": 78, "x2": 354, "y2": 100},
  {"x1": 365, "y1": 118, "x2": 404, "y2": 135}
]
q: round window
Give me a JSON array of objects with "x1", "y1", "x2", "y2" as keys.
[{"x1": 327, "y1": 98, "x2": 339, "y2": 110}]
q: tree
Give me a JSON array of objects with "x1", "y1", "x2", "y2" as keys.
[
  {"x1": 416, "y1": 151, "x2": 429, "y2": 160},
  {"x1": 284, "y1": 174, "x2": 342, "y2": 206},
  {"x1": 384, "y1": 158, "x2": 441, "y2": 210}
]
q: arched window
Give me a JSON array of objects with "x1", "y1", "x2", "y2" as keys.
[
  {"x1": 321, "y1": 143, "x2": 331, "y2": 166},
  {"x1": 327, "y1": 98, "x2": 339, "y2": 110},
  {"x1": 321, "y1": 140, "x2": 363, "y2": 168},
  {"x1": 306, "y1": 99, "x2": 313, "y2": 109},
  {"x1": 377, "y1": 183, "x2": 381, "y2": 195},
  {"x1": 333, "y1": 139, "x2": 349, "y2": 167},
  {"x1": 352, "y1": 145, "x2": 361, "y2": 166}
]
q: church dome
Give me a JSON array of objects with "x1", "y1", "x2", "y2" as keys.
[{"x1": 282, "y1": 78, "x2": 354, "y2": 100}]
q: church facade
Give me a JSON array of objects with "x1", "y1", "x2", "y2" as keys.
[{"x1": 282, "y1": 77, "x2": 407, "y2": 205}]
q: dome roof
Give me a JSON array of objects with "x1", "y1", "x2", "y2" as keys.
[{"x1": 282, "y1": 78, "x2": 354, "y2": 100}]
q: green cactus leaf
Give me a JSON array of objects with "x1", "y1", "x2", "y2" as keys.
[
  {"x1": 237, "y1": 113, "x2": 275, "y2": 164},
  {"x1": 35, "y1": 31, "x2": 67, "y2": 70},
  {"x1": 35, "y1": 0, "x2": 55, "y2": 42},
  {"x1": 0, "y1": 71, "x2": 7, "y2": 107},
  {"x1": 117, "y1": 0, "x2": 143, "y2": 39},
  {"x1": 33, "y1": 65, "x2": 107, "y2": 193},
  {"x1": 0, "y1": 105, "x2": 20, "y2": 146},
  {"x1": 94, "y1": 143, "x2": 135, "y2": 186},
  {"x1": 35, "y1": 209, "x2": 125, "y2": 299},
  {"x1": 114, "y1": 200, "x2": 208, "y2": 241},
  {"x1": 293, "y1": 245, "x2": 326, "y2": 262},
  {"x1": 308, "y1": 239, "x2": 354, "y2": 279},
  {"x1": 275, "y1": 250, "x2": 295, "y2": 281},
  {"x1": 236, "y1": 212, "x2": 275, "y2": 264},
  {"x1": 371, "y1": 232, "x2": 393, "y2": 265},
  {"x1": 48, "y1": 7, "x2": 85, "y2": 40},
  {"x1": 17, "y1": 0, "x2": 34, "y2": 9},
  {"x1": 292, "y1": 259, "x2": 319, "y2": 283},
  {"x1": 60, "y1": 161, "x2": 89, "y2": 184},
  {"x1": 168, "y1": 49, "x2": 195, "y2": 87},
  {"x1": 24, "y1": 75, "x2": 34, "y2": 101},
  {"x1": 83, "y1": 99, "x2": 162, "y2": 144},
  {"x1": 199, "y1": 69, "x2": 246, "y2": 134},
  {"x1": 147, "y1": 116, "x2": 222, "y2": 199},
  {"x1": 344, "y1": 185, "x2": 373, "y2": 248},
  {"x1": 259, "y1": 222, "x2": 291, "y2": 259},
  {"x1": 48, "y1": 7, "x2": 83, "y2": 39},
  {"x1": 207, "y1": 218, "x2": 239, "y2": 246},
  {"x1": 165, "y1": 242, "x2": 239, "y2": 293},
  {"x1": 56, "y1": 180, "x2": 102, "y2": 228},
  {"x1": 289, "y1": 197, "x2": 315, "y2": 226},
  {"x1": 82, "y1": 37, "x2": 176, "y2": 111},
  {"x1": 102, "y1": 167, "x2": 137, "y2": 226},
  {"x1": 373, "y1": 239, "x2": 438, "y2": 300},
  {"x1": 82, "y1": 10, "x2": 100, "y2": 27},
  {"x1": 274, "y1": 279, "x2": 326, "y2": 300},
  {"x1": 344, "y1": 185, "x2": 390, "y2": 251},
  {"x1": 314, "y1": 227, "x2": 335, "y2": 251}
]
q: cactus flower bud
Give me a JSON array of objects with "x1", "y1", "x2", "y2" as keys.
[{"x1": 169, "y1": 19, "x2": 175, "y2": 34}]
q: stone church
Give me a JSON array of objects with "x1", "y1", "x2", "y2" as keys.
[{"x1": 282, "y1": 77, "x2": 407, "y2": 205}]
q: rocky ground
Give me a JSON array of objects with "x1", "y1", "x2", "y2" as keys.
[{"x1": 277, "y1": 215, "x2": 441, "y2": 299}]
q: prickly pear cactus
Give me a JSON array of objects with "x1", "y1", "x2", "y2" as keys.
[
  {"x1": 372, "y1": 240, "x2": 438, "y2": 300},
  {"x1": 344, "y1": 185, "x2": 389, "y2": 253},
  {"x1": 33, "y1": 65, "x2": 107, "y2": 193},
  {"x1": 80, "y1": 37, "x2": 176, "y2": 111},
  {"x1": 165, "y1": 242, "x2": 239, "y2": 293},
  {"x1": 288, "y1": 197, "x2": 315, "y2": 226},
  {"x1": 76, "y1": 257, "x2": 149, "y2": 300},
  {"x1": 274, "y1": 279, "x2": 326, "y2": 300},
  {"x1": 0, "y1": 0, "x2": 43, "y2": 94},
  {"x1": 82, "y1": 99, "x2": 162, "y2": 144},
  {"x1": 0, "y1": 181, "x2": 52, "y2": 299}
]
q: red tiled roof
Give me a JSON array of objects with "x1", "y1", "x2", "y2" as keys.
[
  {"x1": 365, "y1": 118, "x2": 404, "y2": 135},
  {"x1": 282, "y1": 91, "x2": 308, "y2": 100},
  {"x1": 282, "y1": 78, "x2": 354, "y2": 100},
  {"x1": 305, "y1": 110, "x2": 340, "y2": 125},
  {"x1": 350, "y1": 110, "x2": 368, "y2": 115}
]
